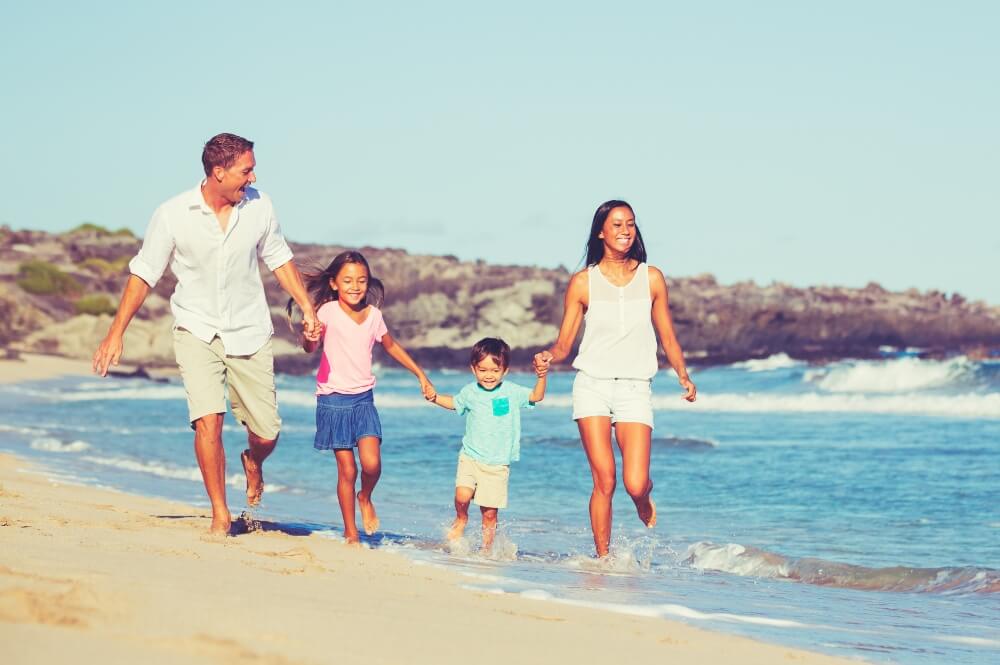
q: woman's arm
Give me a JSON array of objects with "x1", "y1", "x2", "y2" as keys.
[
  {"x1": 534, "y1": 270, "x2": 588, "y2": 368},
  {"x1": 649, "y1": 267, "x2": 696, "y2": 402},
  {"x1": 381, "y1": 332, "x2": 436, "y2": 400}
]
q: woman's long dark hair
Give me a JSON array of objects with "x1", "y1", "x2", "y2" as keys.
[
  {"x1": 286, "y1": 250, "x2": 385, "y2": 326},
  {"x1": 584, "y1": 199, "x2": 647, "y2": 267}
]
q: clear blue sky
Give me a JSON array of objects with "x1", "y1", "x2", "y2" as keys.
[{"x1": 2, "y1": 2, "x2": 998, "y2": 303}]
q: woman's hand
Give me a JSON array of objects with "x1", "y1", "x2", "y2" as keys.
[
  {"x1": 533, "y1": 350, "x2": 553, "y2": 375},
  {"x1": 679, "y1": 375, "x2": 697, "y2": 402},
  {"x1": 421, "y1": 379, "x2": 437, "y2": 402}
]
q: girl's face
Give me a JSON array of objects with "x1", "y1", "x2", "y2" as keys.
[
  {"x1": 597, "y1": 206, "x2": 636, "y2": 256},
  {"x1": 330, "y1": 262, "x2": 369, "y2": 307}
]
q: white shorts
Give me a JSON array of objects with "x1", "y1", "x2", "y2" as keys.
[{"x1": 571, "y1": 372, "x2": 654, "y2": 429}]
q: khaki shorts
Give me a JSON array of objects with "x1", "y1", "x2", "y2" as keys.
[
  {"x1": 455, "y1": 452, "x2": 510, "y2": 509},
  {"x1": 173, "y1": 329, "x2": 281, "y2": 440}
]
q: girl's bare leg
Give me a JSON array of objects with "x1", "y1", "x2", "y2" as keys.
[
  {"x1": 448, "y1": 486, "x2": 475, "y2": 540},
  {"x1": 356, "y1": 436, "x2": 382, "y2": 535},
  {"x1": 615, "y1": 422, "x2": 656, "y2": 527},
  {"x1": 577, "y1": 416, "x2": 616, "y2": 557},
  {"x1": 333, "y1": 449, "x2": 360, "y2": 543},
  {"x1": 480, "y1": 506, "x2": 498, "y2": 553}
]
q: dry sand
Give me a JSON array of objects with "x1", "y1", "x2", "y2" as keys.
[{"x1": 0, "y1": 355, "x2": 857, "y2": 664}]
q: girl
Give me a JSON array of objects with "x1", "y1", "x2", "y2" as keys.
[
  {"x1": 294, "y1": 251, "x2": 435, "y2": 543},
  {"x1": 534, "y1": 200, "x2": 697, "y2": 558}
]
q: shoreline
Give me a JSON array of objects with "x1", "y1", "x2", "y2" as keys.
[
  {"x1": 0, "y1": 357, "x2": 859, "y2": 664},
  {"x1": 0, "y1": 452, "x2": 856, "y2": 665}
]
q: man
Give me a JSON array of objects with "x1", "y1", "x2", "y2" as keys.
[{"x1": 93, "y1": 133, "x2": 319, "y2": 535}]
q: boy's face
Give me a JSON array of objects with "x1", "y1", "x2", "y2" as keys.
[{"x1": 471, "y1": 355, "x2": 508, "y2": 389}]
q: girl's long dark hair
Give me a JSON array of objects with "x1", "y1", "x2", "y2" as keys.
[
  {"x1": 286, "y1": 250, "x2": 385, "y2": 326},
  {"x1": 584, "y1": 199, "x2": 647, "y2": 267}
]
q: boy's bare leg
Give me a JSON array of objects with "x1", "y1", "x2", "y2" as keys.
[
  {"x1": 241, "y1": 429, "x2": 277, "y2": 507},
  {"x1": 193, "y1": 414, "x2": 230, "y2": 535},
  {"x1": 356, "y1": 437, "x2": 382, "y2": 535},
  {"x1": 334, "y1": 449, "x2": 360, "y2": 543},
  {"x1": 448, "y1": 486, "x2": 475, "y2": 540},
  {"x1": 480, "y1": 506, "x2": 498, "y2": 553}
]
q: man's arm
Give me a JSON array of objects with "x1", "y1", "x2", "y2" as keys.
[
  {"x1": 272, "y1": 261, "x2": 319, "y2": 341},
  {"x1": 92, "y1": 275, "x2": 151, "y2": 376}
]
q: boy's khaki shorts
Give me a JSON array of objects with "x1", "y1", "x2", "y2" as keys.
[
  {"x1": 173, "y1": 329, "x2": 281, "y2": 440},
  {"x1": 455, "y1": 452, "x2": 510, "y2": 509}
]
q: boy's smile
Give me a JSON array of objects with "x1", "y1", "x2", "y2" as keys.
[{"x1": 471, "y1": 356, "x2": 508, "y2": 390}]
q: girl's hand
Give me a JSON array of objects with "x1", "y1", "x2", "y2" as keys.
[
  {"x1": 679, "y1": 375, "x2": 697, "y2": 402},
  {"x1": 421, "y1": 380, "x2": 437, "y2": 402}
]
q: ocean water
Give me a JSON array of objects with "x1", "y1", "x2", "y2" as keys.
[{"x1": 2, "y1": 352, "x2": 998, "y2": 663}]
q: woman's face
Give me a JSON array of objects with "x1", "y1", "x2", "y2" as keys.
[
  {"x1": 597, "y1": 206, "x2": 636, "y2": 256},
  {"x1": 330, "y1": 262, "x2": 369, "y2": 307}
]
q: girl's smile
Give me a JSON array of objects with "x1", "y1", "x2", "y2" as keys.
[{"x1": 330, "y1": 263, "x2": 370, "y2": 310}]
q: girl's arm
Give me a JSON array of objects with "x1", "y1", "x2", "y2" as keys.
[
  {"x1": 381, "y1": 332, "x2": 436, "y2": 400},
  {"x1": 533, "y1": 270, "x2": 588, "y2": 369},
  {"x1": 649, "y1": 267, "x2": 696, "y2": 402}
]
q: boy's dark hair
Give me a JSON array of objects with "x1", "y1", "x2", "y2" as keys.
[
  {"x1": 202, "y1": 133, "x2": 254, "y2": 176},
  {"x1": 470, "y1": 337, "x2": 511, "y2": 369}
]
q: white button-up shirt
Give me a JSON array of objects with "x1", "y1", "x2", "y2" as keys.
[{"x1": 129, "y1": 183, "x2": 294, "y2": 356}]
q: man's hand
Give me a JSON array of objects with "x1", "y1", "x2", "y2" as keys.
[
  {"x1": 302, "y1": 309, "x2": 321, "y2": 342},
  {"x1": 92, "y1": 333, "x2": 124, "y2": 377}
]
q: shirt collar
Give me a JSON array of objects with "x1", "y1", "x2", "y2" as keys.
[{"x1": 187, "y1": 180, "x2": 248, "y2": 214}]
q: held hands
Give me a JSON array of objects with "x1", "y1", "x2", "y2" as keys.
[
  {"x1": 421, "y1": 379, "x2": 437, "y2": 402},
  {"x1": 92, "y1": 333, "x2": 124, "y2": 377},
  {"x1": 302, "y1": 309, "x2": 321, "y2": 343},
  {"x1": 679, "y1": 374, "x2": 697, "y2": 402},
  {"x1": 533, "y1": 350, "x2": 553, "y2": 377}
]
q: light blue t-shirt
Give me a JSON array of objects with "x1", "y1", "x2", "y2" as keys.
[{"x1": 453, "y1": 381, "x2": 534, "y2": 465}]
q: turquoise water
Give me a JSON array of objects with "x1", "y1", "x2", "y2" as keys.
[{"x1": 1, "y1": 353, "x2": 998, "y2": 663}]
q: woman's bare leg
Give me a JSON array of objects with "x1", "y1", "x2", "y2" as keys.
[
  {"x1": 577, "y1": 416, "x2": 616, "y2": 557},
  {"x1": 614, "y1": 421, "x2": 655, "y2": 527}
]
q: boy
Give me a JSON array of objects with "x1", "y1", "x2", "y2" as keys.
[{"x1": 429, "y1": 337, "x2": 547, "y2": 551}]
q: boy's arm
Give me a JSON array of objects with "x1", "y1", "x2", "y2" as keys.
[
  {"x1": 528, "y1": 374, "x2": 547, "y2": 403},
  {"x1": 429, "y1": 393, "x2": 456, "y2": 410}
]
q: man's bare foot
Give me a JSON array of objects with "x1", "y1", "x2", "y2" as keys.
[
  {"x1": 447, "y1": 516, "x2": 467, "y2": 541},
  {"x1": 241, "y1": 450, "x2": 264, "y2": 506},
  {"x1": 638, "y1": 498, "x2": 657, "y2": 528},
  {"x1": 356, "y1": 492, "x2": 379, "y2": 535},
  {"x1": 209, "y1": 510, "x2": 232, "y2": 536},
  {"x1": 344, "y1": 531, "x2": 361, "y2": 545}
]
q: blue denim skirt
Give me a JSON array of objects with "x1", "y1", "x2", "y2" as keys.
[{"x1": 315, "y1": 390, "x2": 383, "y2": 450}]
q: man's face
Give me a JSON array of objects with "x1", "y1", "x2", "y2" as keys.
[{"x1": 214, "y1": 150, "x2": 256, "y2": 204}]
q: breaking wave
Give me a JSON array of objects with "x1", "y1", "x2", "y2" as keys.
[
  {"x1": 30, "y1": 437, "x2": 91, "y2": 453},
  {"x1": 804, "y1": 356, "x2": 976, "y2": 393},
  {"x1": 80, "y1": 455, "x2": 287, "y2": 493},
  {"x1": 730, "y1": 353, "x2": 802, "y2": 372},
  {"x1": 685, "y1": 541, "x2": 1000, "y2": 594}
]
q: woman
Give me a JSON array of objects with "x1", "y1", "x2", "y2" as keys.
[{"x1": 534, "y1": 200, "x2": 696, "y2": 557}]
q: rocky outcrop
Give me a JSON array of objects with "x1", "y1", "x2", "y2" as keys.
[{"x1": 1, "y1": 226, "x2": 998, "y2": 371}]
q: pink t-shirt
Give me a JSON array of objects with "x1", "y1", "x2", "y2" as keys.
[{"x1": 315, "y1": 301, "x2": 388, "y2": 395}]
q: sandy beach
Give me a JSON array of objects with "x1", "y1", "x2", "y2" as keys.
[{"x1": 0, "y1": 354, "x2": 861, "y2": 665}]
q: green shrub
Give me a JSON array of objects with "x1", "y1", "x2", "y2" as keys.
[
  {"x1": 112, "y1": 227, "x2": 135, "y2": 238},
  {"x1": 74, "y1": 294, "x2": 117, "y2": 316},
  {"x1": 65, "y1": 222, "x2": 111, "y2": 236},
  {"x1": 80, "y1": 255, "x2": 131, "y2": 276},
  {"x1": 17, "y1": 260, "x2": 82, "y2": 295}
]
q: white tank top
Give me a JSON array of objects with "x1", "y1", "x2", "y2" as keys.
[{"x1": 572, "y1": 263, "x2": 659, "y2": 380}]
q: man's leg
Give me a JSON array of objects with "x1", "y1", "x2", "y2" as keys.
[
  {"x1": 241, "y1": 430, "x2": 277, "y2": 507},
  {"x1": 173, "y1": 330, "x2": 229, "y2": 534},
  {"x1": 193, "y1": 413, "x2": 230, "y2": 534},
  {"x1": 227, "y1": 340, "x2": 281, "y2": 507}
]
